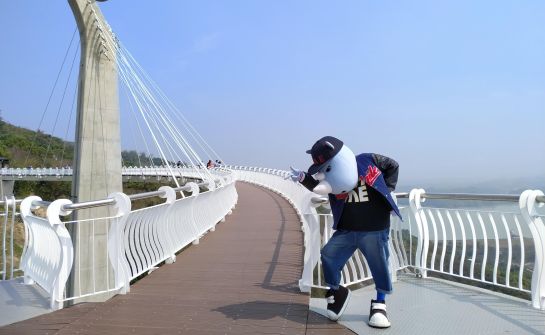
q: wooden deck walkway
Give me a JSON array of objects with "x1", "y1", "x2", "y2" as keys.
[{"x1": 0, "y1": 182, "x2": 352, "y2": 335}]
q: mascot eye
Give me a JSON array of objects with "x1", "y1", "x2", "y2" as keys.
[{"x1": 325, "y1": 166, "x2": 331, "y2": 173}]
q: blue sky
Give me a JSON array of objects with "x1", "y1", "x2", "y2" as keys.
[{"x1": 1, "y1": 1, "x2": 544, "y2": 189}]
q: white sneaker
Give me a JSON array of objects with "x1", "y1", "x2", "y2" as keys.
[{"x1": 368, "y1": 299, "x2": 391, "y2": 328}]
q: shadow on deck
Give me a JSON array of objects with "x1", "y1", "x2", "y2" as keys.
[
  {"x1": 311, "y1": 273, "x2": 545, "y2": 334},
  {"x1": 1, "y1": 182, "x2": 544, "y2": 334},
  {"x1": 0, "y1": 183, "x2": 350, "y2": 335}
]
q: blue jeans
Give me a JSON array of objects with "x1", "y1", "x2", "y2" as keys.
[{"x1": 321, "y1": 228, "x2": 392, "y2": 294}]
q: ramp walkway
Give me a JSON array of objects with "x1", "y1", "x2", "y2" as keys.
[
  {"x1": 0, "y1": 183, "x2": 350, "y2": 335},
  {"x1": 1, "y1": 182, "x2": 544, "y2": 334},
  {"x1": 311, "y1": 274, "x2": 545, "y2": 335},
  {"x1": 0, "y1": 277, "x2": 50, "y2": 326}
]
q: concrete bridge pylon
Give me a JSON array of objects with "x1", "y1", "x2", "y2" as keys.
[{"x1": 67, "y1": 0, "x2": 122, "y2": 303}]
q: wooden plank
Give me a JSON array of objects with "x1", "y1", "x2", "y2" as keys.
[{"x1": 0, "y1": 182, "x2": 350, "y2": 334}]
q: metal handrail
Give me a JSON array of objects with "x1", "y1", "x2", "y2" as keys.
[
  {"x1": 311, "y1": 197, "x2": 328, "y2": 204},
  {"x1": 28, "y1": 179, "x2": 216, "y2": 212},
  {"x1": 309, "y1": 191, "x2": 544, "y2": 205},
  {"x1": 0, "y1": 199, "x2": 22, "y2": 206},
  {"x1": 62, "y1": 198, "x2": 116, "y2": 211},
  {"x1": 396, "y1": 191, "x2": 543, "y2": 202},
  {"x1": 421, "y1": 192, "x2": 521, "y2": 202},
  {"x1": 18, "y1": 183, "x2": 545, "y2": 214},
  {"x1": 128, "y1": 190, "x2": 165, "y2": 201},
  {"x1": 174, "y1": 185, "x2": 192, "y2": 192},
  {"x1": 127, "y1": 180, "x2": 210, "y2": 201}
]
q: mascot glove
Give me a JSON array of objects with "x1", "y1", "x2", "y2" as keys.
[{"x1": 286, "y1": 166, "x2": 306, "y2": 183}]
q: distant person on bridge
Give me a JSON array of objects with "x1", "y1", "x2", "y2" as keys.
[{"x1": 287, "y1": 136, "x2": 401, "y2": 329}]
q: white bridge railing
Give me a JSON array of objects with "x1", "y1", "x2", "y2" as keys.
[
  {"x1": 3, "y1": 165, "x2": 545, "y2": 310},
  {"x1": 0, "y1": 166, "x2": 223, "y2": 180},
  {"x1": 228, "y1": 166, "x2": 545, "y2": 310},
  {"x1": 15, "y1": 168, "x2": 237, "y2": 309},
  {"x1": 0, "y1": 196, "x2": 24, "y2": 281},
  {"x1": 228, "y1": 166, "x2": 410, "y2": 292},
  {"x1": 408, "y1": 189, "x2": 545, "y2": 309}
]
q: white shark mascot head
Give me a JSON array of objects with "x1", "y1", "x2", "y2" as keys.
[{"x1": 307, "y1": 136, "x2": 358, "y2": 195}]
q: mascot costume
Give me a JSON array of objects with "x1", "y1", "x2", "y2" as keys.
[{"x1": 288, "y1": 136, "x2": 401, "y2": 328}]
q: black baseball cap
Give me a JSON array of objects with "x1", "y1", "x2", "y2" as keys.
[{"x1": 306, "y1": 136, "x2": 343, "y2": 175}]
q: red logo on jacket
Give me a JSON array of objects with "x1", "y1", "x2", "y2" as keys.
[{"x1": 364, "y1": 165, "x2": 381, "y2": 186}]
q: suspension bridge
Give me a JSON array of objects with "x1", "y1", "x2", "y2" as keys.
[{"x1": 1, "y1": 1, "x2": 545, "y2": 334}]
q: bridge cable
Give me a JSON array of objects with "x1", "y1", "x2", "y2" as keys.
[
  {"x1": 99, "y1": 26, "x2": 219, "y2": 185},
  {"x1": 120, "y1": 83, "x2": 150, "y2": 167},
  {"x1": 116, "y1": 45, "x2": 211, "y2": 182},
  {"x1": 116, "y1": 56, "x2": 183, "y2": 187},
  {"x1": 60, "y1": 78, "x2": 79, "y2": 167},
  {"x1": 24, "y1": 28, "x2": 78, "y2": 167},
  {"x1": 43, "y1": 43, "x2": 80, "y2": 166},
  {"x1": 116, "y1": 45, "x2": 205, "y2": 168},
  {"x1": 120, "y1": 58, "x2": 198, "y2": 183},
  {"x1": 123, "y1": 48, "x2": 224, "y2": 165}
]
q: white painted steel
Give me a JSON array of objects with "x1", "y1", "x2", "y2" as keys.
[
  {"x1": 410, "y1": 189, "x2": 428, "y2": 277},
  {"x1": 120, "y1": 179, "x2": 237, "y2": 280},
  {"x1": 19, "y1": 197, "x2": 74, "y2": 309},
  {"x1": 59, "y1": 214, "x2": 125, "y2": 301},
  {"x1": 446, "y1": 210, "x2": 456, "y2": 275},
  {"x1": 408, "y1": 188, "x2": 545, "y2": 310},
  {"x1": 17, "y1": 171, "x2": 237, "y2": 309},
  {"x1": 0, "y1": 166, "x2": 232, "y2": 182},
  {"x1": 466, "y1": 212, "x2": 477, "y2": 279},
  {"x1": 1, "y1": 196, "x2": 22, "y2": 280},
  {"x1": 230, "y1": 166, "x2": 323, "y2": 291},
  {"x1": 437, "y1": 210, "x2": 447, "y2": 273},
  {"x1": 456, "y1": 211, "x2": 467, "y2": 277},
  {"x1": 519, "y1": 190, "x2": 545, "y2": 309},
  {"x1": 228, "y1": 166, "x2": 410, "y2": 292},
  {"x1": 477, "y1": 212, "x2": 487, "y2": 282},
  {"x1": 1, "y1": 199, "x2": 6, "y2": 280},
  {"x1": 427, "y1": 209, "x2": 438, "y2": 271},
  {"x1": 489, "y1": 213, "x2": 500, "y2": 285},
  {"x1": 500, "y1": 214, "x2": 512, "y2": 287},
  {"x1": 12, "y1": 164, "x2": 545, "y2": 310},
  {"x1": 514, "y1": 215, "x2": 525, "y2": 290}
]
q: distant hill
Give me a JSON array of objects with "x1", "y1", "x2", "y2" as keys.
[
  {"x1": 0, "y1": 117, "x2": 74, "y2": 167},
  {"x1": 0, "y1": 118, "x2": 160, "y2": 168}
]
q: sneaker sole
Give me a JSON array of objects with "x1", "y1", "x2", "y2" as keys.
[
  {"x1": 326, "y1": 290, "x2": 351, "y2": 321},
  {"x1": 368, "y1": 322, "x2": 391, "y2": 329},
  {"x1": 368, "y1": 318, "x2": 391, "y2": 328}
]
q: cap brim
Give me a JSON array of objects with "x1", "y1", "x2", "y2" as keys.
[{"x1": 308, "y1": 161, "x2": 328, "y2": 175}]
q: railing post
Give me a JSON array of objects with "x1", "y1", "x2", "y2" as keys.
[
  {"x1": 20, "y1": 196, "x2": 39, "y2": 286},
  {"x1": 2, "y1": 196, "x2": 8, "y2": 280},
  {"x1": 298, "y1": 192, "x2": 323, "y2": 292},
  {"x1": 19, "y1": 197, "x2": 72, "y2": 308},
  {"x1": 185, "y1": 182, "x2": 201, "y2": 245},
  {"x1": 7, "y1": 195, "x2": 17, "y2": 280},
  {"x1": 46, "y1": 199, "x2": 75, "y2": 310},
  {"x1": 520, "y1": 189, "x2": 545, "y2": 310},
  {"x1": 409, "y1": 188, "x2": 429, "y2": 278},
  {"x1": 107, "y1": 192, "x2": 132, "y2": 294},
  {"x1": 158, "y1": 186, "x2": 178, "y2": 263}
]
